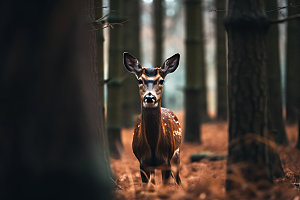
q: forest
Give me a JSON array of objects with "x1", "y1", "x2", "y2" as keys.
[{"x1": 0, "y1": 0, "x2": 300, "y2": 199}]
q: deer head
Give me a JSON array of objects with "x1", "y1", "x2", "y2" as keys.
[{"x1": 123, "y1": 52, "x2": 180, "y2": 108}]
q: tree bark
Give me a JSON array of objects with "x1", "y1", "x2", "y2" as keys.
[
  {"x1": 154, "y1": 0, "x2": 163, "y2": 68},
  {"x1": 122, "y1": 0, "x2": 141, "y2": 128},
  {"x1": 225, "y1": 0, "x2": 284, "y2": 193},
  {"x1": 154, "y1": 0, "x2": 166, "y2": 107},
  {"x1": 199, "y1": 1, "x2": 209, "y2": 122},
  {"x1": 216, "y1": 0, "x2": 228, "y2": 121},
  {"x1": 297, "y1": 117, "x2": 300, "y2": 149},
  {"x1": 95, "y1": 0, "x2": 105, "y2": 120},
  {"x1": 0, "y1": 0, "x2": 112, "y2": 199},
  {"x1": 286, "y1": 0, "x2": 300, "y2": 124},
  {"x1": 184, "y1": 0, "x2": 202, "y2": 143},
  {"x1": 265, "y1": 0, "x2": 289, "y2": 146},
  {"x1": 107, "y1": 0, "x2": 124, "y2": 158}
]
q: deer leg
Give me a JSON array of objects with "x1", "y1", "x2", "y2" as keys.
[
  {"x1": 149, "y1": 170, "x2": 155, "y2": 185},
  {"x1": 140, "y1": 165, "x2": 150, "y2": 183},
  {"x1": 162, "y1": 168, "x2": 171, "y2": 184},
  {"x1": 171, "y1": 149, "x2": 181, "y2": 185}
]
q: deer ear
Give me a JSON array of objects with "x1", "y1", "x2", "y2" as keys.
[
  {"x1": 123, "y1": 52, "x2": 142, "y2": 76},
  {"x1": 161, "y1": 53, "x2": 180, "y2": 75}
]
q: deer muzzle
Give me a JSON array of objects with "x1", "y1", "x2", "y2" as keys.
[{"x1": 143, "y1": 93, "x2": 157, "y2": 108}]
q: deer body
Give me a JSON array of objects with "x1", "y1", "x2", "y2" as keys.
[{"x1": 123, "y1": 53, "x2": 182, "y2": 185}]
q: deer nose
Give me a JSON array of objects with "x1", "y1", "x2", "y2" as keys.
[{"x1": 144, "y1": 93, "x2": 156, "y2": 103}]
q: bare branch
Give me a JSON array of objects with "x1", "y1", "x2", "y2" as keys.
[
  {"x1": 99, "y1": 73, "x2": 130, "y2": 86},
  {"x1": 270, "y1": 13, "x2": 300, "y2": 24},
  {"x1": 209, "y1": 4, "x2": 300, "y2": 14},
  {"x1": 209, "y1": 9, "x2": 226, "y2": 13},
  {"x1": 102, "y1": 19, "x2": 128, "y2": 29},
  {"x1": 266, "y1": 6, "x2": 289, "y2": 13}
]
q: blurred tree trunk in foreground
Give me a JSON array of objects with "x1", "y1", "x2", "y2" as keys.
[
  {"x1": 216, "y1": 0, "x2": 227, "y2": 121},
  {"x1": 286, "y1": 0, "x2": 300, "y2": 124},
  {"x1": 297, "y1": 117, "x2": 300, "y2": 149},
  {"x1": 184, "y1": 0, "x2": 202, "y2": 143},
  {"x1": 95, "y1": 0, "x2": 106, "y2": 122},
  {"x1": 107, "y1": 0, "x2": 124, "y2": 158},
  {"x1": 0, "y1": 0, "x2": 112, "y2": 199},
  {"x1": 225, "y1": 0, "x2": 284, "y2": 195},
  {"x1": 265, "y1": 0, "x2": 289, "y2": 145},
  {"x1": 122, "y1": 0, "x2": 141, "y2": 128}
]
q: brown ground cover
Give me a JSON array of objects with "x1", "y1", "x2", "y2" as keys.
[{"x1": 111, "y1": 111, "x2": 300, "y2": 199}]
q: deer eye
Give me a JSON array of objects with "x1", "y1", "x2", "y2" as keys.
[
  {"x1": 138, "y1": 79, "x2": 143, "y2": 85},
  {"x1": 159, "y1": 80, "x2": 164, "y2": 85}
]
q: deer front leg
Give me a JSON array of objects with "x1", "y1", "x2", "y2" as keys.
[
  {"x1": 162, "y1": 168, "x2": 171, "y2": 184},
  {"x1": 140, "y1": 165, "x2": 150, "y2": 183},
  {"x1": 171, "y1": 149, "x2": 181, "y2": 185}
]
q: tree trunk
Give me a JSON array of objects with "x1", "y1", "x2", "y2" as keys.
[
  {"x1": 122, "y1": 0, "x2": 141, "y2": 128},
  {"x1": 184, "y1": 0, "x2": 202, "y2": 143},
  {"x1": 95, "y1": 0, "x2": 105, "y2": 120},
  {"x1": 265, "y1": 0, "x2": 289, "y2": 146},
  {"x1": 225, "y1": 0, "x2": 284, "y2": 194},
  {"x1": 107, "y1": 0, "x2": 124, "y2": 158},
  {"x1": 297, "y1": 117, "x2": 300, "y2": 149},
  {"x1": 154, "y1": 0, "x2": 163, "y2": 68},
  {"x1": 0, "y1": 0, "x2": 112, "y2": 199},
  {"x1": 286, "y1": 0, "x2": 300, "y2": 124},
  {"x1": 199, "y1": 1, "x2": 209, "y2": 122},
  {"x1": 154, "y1": 0, "x2": 165, "y2": 106},
  {"x1": 216, "y1": 0, "x2": 227, "y2": 121}
]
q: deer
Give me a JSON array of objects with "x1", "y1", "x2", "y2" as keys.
[{"x1": 123, "y1": 52, "x2": 182, "y2": 186}]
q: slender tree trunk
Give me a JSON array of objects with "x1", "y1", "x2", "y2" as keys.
[
  {"x1": 0, "y1": 0, "x2": 112, "y2": 199},
  {"x1": 216, "y1": 0, "x2": 227, "y2": 121},
  {"x1": 184, "y1": 0, "x2": 202, "y2": 143},
  {"x1": 154, "y1": 0, "x2": 165, "y2": 106},
  {"x1": 286, "y1": 0, "x2": 300, "y2": 124},
  {"x1": 199, "y1": 1, "x2": 209, "y2": 122},
  {"x1": 225, "y1": 0, "x2": 284, "y2": 194},
  {"x1": 107, "y1": 0, "x2": 124, "y2": 158},
  {"x1": 122, "y1": 0, "x2": 141, "y2": 128},
  {"x1": 95, "y1": 0, "x2": 105, "y2": 119},
  {"x1": 265, "y1": 0, "x2": 289, "y2": 146},
  {"x1": 154, "y1": 0, "x2": 163, "y2": 68}
]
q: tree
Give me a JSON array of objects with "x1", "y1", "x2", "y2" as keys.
[
  {"x1": 122, "y1": 0, "x2": 141, "y2": 128},
  {"x1": 199, "y1": 1, "x2": 209, "y2": 122},
  {"x1": 107, "y1": 0, "x2": 124, "y2": 158},
  {"x1": 153, "y1": 0, "x2": 166, "y2": 106},
  {"x1": 0, "y1": 0, "x2": 112, "y2": 199},
  {"x1": 184, "y1": 0, "x2": 203, "y2": 143},
  {"x1": 297, "y1": 117, "x2": 300, "y2": 149},
  {"x1": 225, "y1": 0, "x2": 284, "y2": 194},
  {"x1": 286, "y1": 0, "x2": 300, "y2": 124},
  {"x1": 265, "y1": 0, "x2": 289, "y2": 145},
  {"x1": 95, "y1": 0, "x2": 106, "y2": 121},
  {"x1": 154, "y1": 0, "x2": 164, "y2": 68},
  {"x1": 216, "y1": 0, "x2": 227, "y2": 121}
]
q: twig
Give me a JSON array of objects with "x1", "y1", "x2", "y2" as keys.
[
  {"x1": 209, "y1": 9, "x2": 226, "y2": 13},
  {"x1": 209, "y1": 4, "x2": 300, "y2": 13},
  {"x1": 102, "y1": 19, "x2": 128, "y2": 29},
  {"x1": 100, "y1": 73, "x2": 130, "y2": 86},
  {"x1": 270, "y1": 13, "x2": 300, "y2": 24},
  {"x1": 266, "y1": 5, "x2": 289, "y2": 13},
  {"x1": 95, "y1": 10, "x2": 115, "y2": 24}
]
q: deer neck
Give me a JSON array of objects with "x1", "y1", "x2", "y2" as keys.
[{"x1": 141, "y1": 102, "x2": 162, "y2": 151}]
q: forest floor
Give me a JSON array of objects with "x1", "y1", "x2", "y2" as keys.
[{"x1": 111, "y1": 111, "x2": 300, "y2": 200}]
